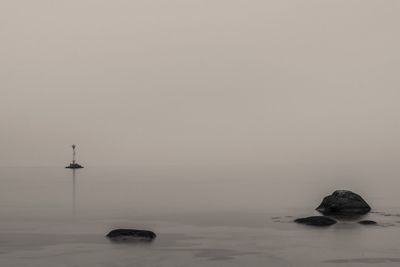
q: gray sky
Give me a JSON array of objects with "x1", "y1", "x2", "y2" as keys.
[{"x1": 1, "y1": 0, "x2": 400, "y2": 167}]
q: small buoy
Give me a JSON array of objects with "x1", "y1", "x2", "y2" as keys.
[{"x1": 65, "y1": 144, "x2": 84, "y2": 169}]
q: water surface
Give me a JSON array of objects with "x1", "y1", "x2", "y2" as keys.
[{"x1": 0, "y1": 166, "x2": 399, "y2": 266}]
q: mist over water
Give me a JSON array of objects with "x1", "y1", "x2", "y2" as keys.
[
  {"x1": 1, "y1": 0, "x2": 400, "y2": 168},
  {"x1": 1, "y1": 0, "x2": 400, "y2": 266}
]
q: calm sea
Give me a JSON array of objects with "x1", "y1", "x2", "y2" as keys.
[{"x1": 0, "y1": 165, "x2": 399, "y2": 266}]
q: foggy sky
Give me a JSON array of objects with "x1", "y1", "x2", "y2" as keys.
[{"x1": 1, "y1": 0, "x2": 400, "y2": 167}]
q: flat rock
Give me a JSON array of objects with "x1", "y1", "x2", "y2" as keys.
[
  {"x1": 358, "y1": 220, "x2": 377, "y2": 225},
  {"x1": 294, "y1": 216, "x2": 337, "y2": 226},
  {"x1": 316, "y1": 190, "x2": 371, "y2": 215},
  {"x1": 106, "y1": 229, "x2": 156, "y2": 241}
]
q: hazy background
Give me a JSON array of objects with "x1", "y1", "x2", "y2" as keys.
[{"x1": 1, "y1": 0, "x2": 400, "y2": 167}]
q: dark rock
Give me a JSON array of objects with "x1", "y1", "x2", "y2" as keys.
[
  {"x1": 65, "y1": 163, "x2": 84, "y2": 169},
  {"x1": 316, "y1": 190, "x2": 371, "y2": 215},
  {"x1": 106, "y1": 229, "x2": 156, "y2": 241},
  {"x1": 294, "y1": 216, "x2": 337, "y2": 226},
  {"x1": 358, "y1": 220, "x2": 377, "y2": 225}
]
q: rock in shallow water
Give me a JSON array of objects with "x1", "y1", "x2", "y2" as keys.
[
  {"x1": 106, "y1": 229, "x2": 156, "y2": 241},
  {"x1": 316, "y1": 190, "x2": 371, "y2": 215},
  {"x1": 294, "y1": 216, "x2": 337, "y2": 226},
  {"x1": 358, "y1": 220, "x2": 377, "y2": 225}
]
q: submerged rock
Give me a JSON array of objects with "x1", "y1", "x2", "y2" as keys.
[
  {"x1": 294, "y1": 216, "x2": 337, "y2": 226},
  {"x1": 106, "y1": 229, "x2": 156, "y2": 241},
  {"x1": 65, "y1": 163, "x2": 84, "y2": 169},
  {"x1": 316, "y1": 190, "x2": 371, "y2": 215},
  {"x1": 358, "y1": 220, "x2": 377, "y2": 225}
]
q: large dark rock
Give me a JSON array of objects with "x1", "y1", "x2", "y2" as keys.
[
  {"x1": 316, "y1": 190, "x2": 371, "y2": 215},
  {"x1": 106, "y1": 229, "x2": 156, "y2": 241},
  {"x1": 294, "y1": 216, "x2": 337, "y2": 226},
  {"x1": 65, "y1": 163, "x2": 84, "y2": 169}
]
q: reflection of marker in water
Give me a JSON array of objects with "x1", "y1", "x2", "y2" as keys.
[
  {"x1": 72, "y1": 169, "x2": 76, "y2": 215},
  {"x1": 65, "y1": 144, "x2": 84, "y2": 169}
]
